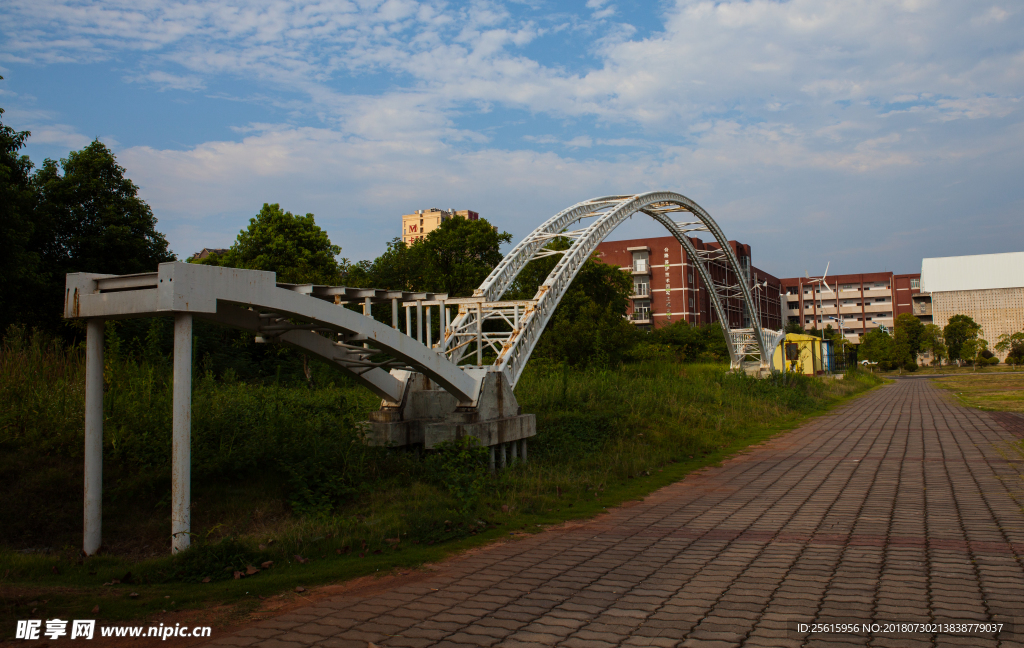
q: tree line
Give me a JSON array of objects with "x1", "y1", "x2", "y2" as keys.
[{"x1": 858, "y1": 313, "x2": 1023, "y2": 371}]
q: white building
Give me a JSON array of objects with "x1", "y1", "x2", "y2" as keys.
[{"x1": 920, "y1": 251, "x2": 1024, "y2": 361}]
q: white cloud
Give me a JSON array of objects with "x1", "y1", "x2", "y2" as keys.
[
  {"x1": 3, "y1": 0, "x2": 1023, "y2": 272},
  {"x1": 125, "y1": 70, "x2": 206, "y2": 91},
  {"x1": 25, "y1": 123, "x2": 93, "y2": 149}
]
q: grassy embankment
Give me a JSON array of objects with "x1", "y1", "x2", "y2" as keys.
[
  {"x1": 932, "y1": 373, "x2": 1024, "y2": 413},
  {"x1": 0, "y1": 329, "x2": 882, "y2": 627},
  {"x1": 877, "y1": 364, "x2": 1024, "y2": 377}
]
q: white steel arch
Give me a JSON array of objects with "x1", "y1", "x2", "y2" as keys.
[
  {"x1": 443, "y1": 192, "x2": 773, "y2": 385},
  {"x1": 65, "y1": 192, "x2": 776, "y2": 409}
]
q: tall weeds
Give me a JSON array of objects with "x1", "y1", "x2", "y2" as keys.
[{"x1": 0, "y1": 326, "x2": 879, "y2": 555}]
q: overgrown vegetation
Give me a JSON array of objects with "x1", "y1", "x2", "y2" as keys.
[{"x1": 1, "y1": 325, "x2": 880, "y2": 621}]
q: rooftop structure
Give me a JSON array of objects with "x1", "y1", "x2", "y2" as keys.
[
  {"x1": 402, "y1": 208, "x2": 478, "y2": 245},
  {"x1": 920, "y1": 250, "x2": 1024, "y2": 361},
  {"x1": 920, "y1": 251, "x2": 1024, "y2": 292}
]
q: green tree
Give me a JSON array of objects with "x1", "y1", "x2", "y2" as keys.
[
  {"x1": 784, "y1": 320, "x2": 805, "y2": 334},
  {"x1": 30, "y1": 140, "x2": 174, "y2": 331},
  {"x1": 529, "y1": 252, "x2": 636, "y2": 367},
  {"x1": 943, "y1": 314, "x2": 981, "y2": 365},
  {"x1": 892, "y1": 313, "x2": 925, "y2": 371},
  {"x1": 994, "y1": 331, "x2": 1024, "y2": 367},
  {"x1": 0, "y1": 83, "x2": 43, "y2": 332},
  {"x1": 859, "y1": 328, "x2": 893, "y2": 369},
  {"x1": 415, "y1": 215, "x2": 512, "y2": 297},
  {"x1": 961, "y1": 335, "x2": 990, "y2": 371},
  {"x1": 919, "y1": 324, "x2": 947, "y2": 366},
  {"x1": 1005, "y1": 338, "x2": 1024, "y2": 368},
  {"x1": 651, "y1": 321, "x2": 730, "y2": 363},
  {"x1": 199, "y1": 203, "x2": 340, "y2": 284}
]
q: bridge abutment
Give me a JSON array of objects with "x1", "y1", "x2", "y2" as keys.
[{"x1": 365, "y1": 370, "x2": 536, "y2": 458}]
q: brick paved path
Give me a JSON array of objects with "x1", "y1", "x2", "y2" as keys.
[{"x1": 214, "y1": 380, "x2": 1024, "y2": 648}]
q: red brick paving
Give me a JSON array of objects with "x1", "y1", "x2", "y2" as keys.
[{"x1": 209, "y1": 380, "x2": 1024, "y2": 647}]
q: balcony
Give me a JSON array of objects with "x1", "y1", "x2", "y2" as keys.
[
  {"x1": 630, "y1": 310, "x2": 651, "y2": 324},
  {"x1": 631, "y1": 260, "x2": 651, "y2": 275},
  {"x1": 863, "y1": 302, "x2": 892, "y2": 313},
  {"x1": 632, "y1": 283, "x2": 651, "y2": 298},
  {"x1": 863, "y1": 287, "x2": 891, "y2": 297}
]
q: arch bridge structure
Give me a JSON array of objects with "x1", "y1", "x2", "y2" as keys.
[{"x1": 65, "y1": 191, "x2": 784, "y2": 555}]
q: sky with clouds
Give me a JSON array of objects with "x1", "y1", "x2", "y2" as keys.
[{"x1": 2, "y1": 0, "x2": 1022, "y2": 278}]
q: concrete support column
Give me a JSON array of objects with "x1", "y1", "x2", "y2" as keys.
[
  {"x1": 439, "y1": 299, "x2": 447, "y2": 351},
  {"x1": 172, "y1": 313, "x2": 192, "y2": 554},
  {"x1": 476, "y1": 303, "x2": 483, "y2": 366},
  {"x1": 522, "y1": 439, "x2": 528, "y2": 464},
  {"x1": 426, "y1": 305, "x2": 432, "y2": 348},
  {"x1": 83, "y1": 318, "x2": 105, "y2": 556},
  {"x1": 489, "y1": 446, "x2": 496, "y2": 473},
  {"x1": 416, "y1": 300, "x2": 423, "y2": 343},
  {"x1": 405, "y1": 304, "x2": 412, "y2": 337},
  {"x1": 363, "y1": 297, "x2": 372, "y2": 349},
  {"x1": 500, "y1": 443, "x2": 507, "y2": 468},
  {"x1": 510, "y1": 440, "x2": 518, "y2": 463},
  {"x1": 392, "y1": 298, "x2": 399, "y2": 329}
]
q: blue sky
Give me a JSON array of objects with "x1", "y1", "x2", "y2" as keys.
[{"x1": 2, "y1": 0, "x2": 1022, "y2": 278}]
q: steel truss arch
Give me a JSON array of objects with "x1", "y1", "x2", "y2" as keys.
[{"x1": 445, "y1": 192, "x2": 773, "y2": 386}]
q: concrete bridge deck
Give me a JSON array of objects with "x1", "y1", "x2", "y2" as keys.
[{"x1": 210, "y1": 380, "x2": 1024, "y2": 648}]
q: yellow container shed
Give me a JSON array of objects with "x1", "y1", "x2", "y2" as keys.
[{"x1": 772, "y1": 333, "x2": 825, "y2": 375}]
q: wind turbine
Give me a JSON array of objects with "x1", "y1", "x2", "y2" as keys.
[{"x1": 805, "y1": 262, "x2": 835, "y2": 331}]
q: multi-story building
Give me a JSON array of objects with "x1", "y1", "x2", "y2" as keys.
[
  {"x1": 190, "y1": 247, "x2": 228, "y2": 261},
  {"x1": 920, "y1": 251, "x2": 1024, "y2": 361},
  {"x1": 402, "y1": 209, "x2": 478, "y2": 245},
  {"x1": 779, "y1": 272, "x2": 921, "y2": 342},
  {"x1": 595, "y1": 236, "x2": 782, "y2": 331}
]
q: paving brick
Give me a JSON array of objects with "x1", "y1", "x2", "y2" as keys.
[{"x1": 206, "y1": 380, "x2": 1024, "y2": 648}]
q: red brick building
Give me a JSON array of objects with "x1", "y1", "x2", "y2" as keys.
[
  {"x1": 594, "y1": 236, "x2": 783, "y2": 331},
  {"x1": 779, "y1": 273, "x2": 921, "y2": 342}
]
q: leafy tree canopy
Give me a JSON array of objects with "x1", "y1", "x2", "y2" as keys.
[
  {"x1": 892, "y1": 313, "x2": 925, "y2": 370},
  {"x1": 860, "y1": 328, "x2": 893, "y2": 368},
  {"x1": 417, "y1": 215, "x2": 512, "y2": 296},
  {"x1": 337, "y1": 215, "x2": 512, "y2": 298},
  {"x1": 33, "y1": 140, "x2": 174, "y2": 278},
  {"x1": 0, "y1": 81, "x2": 41, "y2": 332},
  {"x1": 919, "y1": 324, "x2": 947, "y2": 365},
  {"x1": 198, "y1": 203, "x2": 340, "y2": 285},
  {"x1": 784, "y1": 320, "x2": 805, "y2": 334},
  {"x1": 943, "y1": 314, "x2": 981, "y2": 363},
  {"x1": 2, "y1": 133, "x2": 174, "y2": 333}
]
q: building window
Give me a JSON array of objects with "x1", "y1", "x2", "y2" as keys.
[
  {"x1": 910, "y1": 279, "x2": 920, "y2": 289},
  {"x1": 634, "y1": 277, "x2": 650, "y2": 296},
  {"x1": 631, "y1": 251, "x2": 649, "y2": 272},
  {"x1": 632, "y1": 300, "x2": 651, "y2": 321}
]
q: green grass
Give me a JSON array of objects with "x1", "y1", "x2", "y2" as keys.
[
  {"x1": 0, "y1": 330, "x2": 882, "y2": 628},
  {"x1": 932, "y1": 373, "x2": 1024, "y2": 413},
  {"x1": 877, "y1": 363, "x2": 1024, "y2": 376}
]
